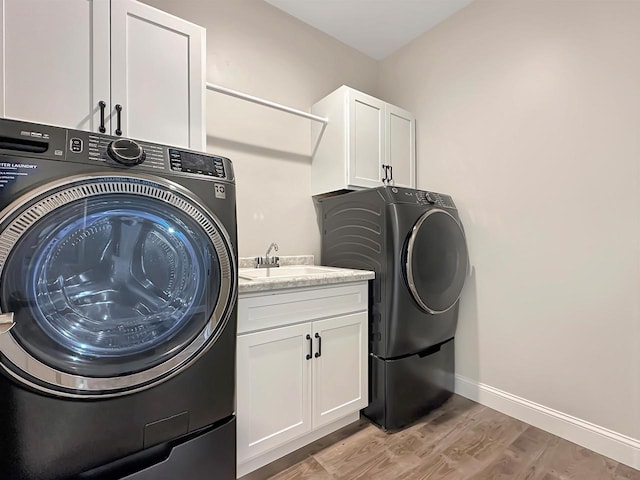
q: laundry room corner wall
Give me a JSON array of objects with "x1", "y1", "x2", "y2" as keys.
[
  {"x1": 378, "y1": 0, "x2": 640, "y2": 464},
  {"x1": 141, "y1": 0, "x2": 378, "y2": 260}
]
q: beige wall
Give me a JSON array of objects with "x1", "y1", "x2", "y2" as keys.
[
  {"x1": 143, "y1": 0, "x2": 378, "y2": 259},
  {"x1": 379, "y1": 0, "x2": 640, "y2": 438},
  {"x1": 146, "y1": 0, "x2": 640, "y2": 445}
]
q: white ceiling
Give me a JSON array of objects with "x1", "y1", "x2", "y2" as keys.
[{"x1": 264, "y1": 0, "x2": 473, "y2": 60}]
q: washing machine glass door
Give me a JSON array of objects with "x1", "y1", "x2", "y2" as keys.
[
  {"x1": 0, "y1": 174, "x2": 235, "y2": 397},
  {"x1": 405, "y1": 209, "x2": 468, "y2": 314}
]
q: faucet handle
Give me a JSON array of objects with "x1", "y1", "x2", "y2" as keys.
[{"x1": 255, "y1": 243, "x2": 281, "y2": 268}]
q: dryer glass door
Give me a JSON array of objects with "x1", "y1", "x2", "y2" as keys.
[
  {"x1": 0, "y1": 174, "x2": 235, "y2": 397},
  {"x1": 405, "y1": 209, "x2": 468, "y2": 314}
]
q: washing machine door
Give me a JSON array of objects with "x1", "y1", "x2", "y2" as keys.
[
  {"x1": 405, "y1": 208, "x2": 468, "y2": 314},
  {"x1": 0, "y1": 173, "x2": 236, "y2": 398}
]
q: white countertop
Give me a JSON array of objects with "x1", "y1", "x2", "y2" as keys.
[{"x1": 237, "y1": 256, "x2": 374, "y2": 294}]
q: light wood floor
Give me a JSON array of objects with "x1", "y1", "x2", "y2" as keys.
[{"x1": 241, "y1": 395, "x2": 640, "y2": 480}]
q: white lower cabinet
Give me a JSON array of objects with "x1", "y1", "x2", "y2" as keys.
[
  {"x1": 236, "y1": 283, "x2": 369, "y2": 477},
  {"x1": 237, "y1": 323, "x2": 312, "y2": 462},
  {"x1": 312, "y1": 314, "x2": 367, "y2": 429}
]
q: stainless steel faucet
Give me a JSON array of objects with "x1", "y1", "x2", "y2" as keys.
[{"x1": 255, "y1": 242, "x2": 280, "y2": 268}]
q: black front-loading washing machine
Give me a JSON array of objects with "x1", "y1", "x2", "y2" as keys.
[
  {"x1": 0, "y1": 119, "x2": 237, "y2": 479},
  {"x1": 316, "y1": 186, "x2": 468, "y2": 430}
]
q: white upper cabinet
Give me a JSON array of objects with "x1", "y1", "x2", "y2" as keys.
[
  {"x1": 0, "y1": 0, "x2": 205, "y2": 150},
  {"x1": 0, "y1": 0, "x2": 109, "y2": 134},
  {"x1": 311, "y1": 85, "x2": 416, "y2": 196},
  {"x1": 386, "y1": 103, "x2": 416, "y2": 189},
  {"x1": 348, "y1": 91, "x2": 386, "y2": 188},
  {"x1": 110, "y1": 0, "x2": 205, "y2": 149}
]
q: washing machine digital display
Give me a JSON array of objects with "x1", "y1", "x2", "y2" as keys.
[{"x1": 169, "y1": 148, "x2": 227, "y2": 178}]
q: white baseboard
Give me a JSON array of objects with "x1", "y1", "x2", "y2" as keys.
[{"x1": 455, "y1": 374, "x2": 640, "y2": 470}]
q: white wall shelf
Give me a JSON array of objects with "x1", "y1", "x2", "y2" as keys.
[{"x1": 205, "y1": 82, "x2": 328, "y2": 156}]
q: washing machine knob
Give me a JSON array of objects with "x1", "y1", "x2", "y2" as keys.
[{"x1": 107, "y1": 138, "x2": 146, "y2": 166}]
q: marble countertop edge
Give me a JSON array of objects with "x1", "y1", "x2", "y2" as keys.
[{"x1": 237, "y1": 259, "x2": 375, "y2": 294}]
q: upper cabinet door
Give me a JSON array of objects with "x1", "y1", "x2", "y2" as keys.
[
  {"x1": 347, "y1": 89, "x2": 386, "y2": 189},
  {"x1": 110, "y1": 0, "x2": 205, "y2": 150},
  {"x1": 386, "y1": 103, "x2": 416, "y2": 189},
  {"x1": 0, "y1": 0, "x2": 110, "y2": 132}
]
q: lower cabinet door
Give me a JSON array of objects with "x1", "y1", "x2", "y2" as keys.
[
  {"x1": 312, "y1": 311, "x2": 368, "y2": 429},
  {"x1": 237, "y1": 323, "x2": 312, "y2": 463}
]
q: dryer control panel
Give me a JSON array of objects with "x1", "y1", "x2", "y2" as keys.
[
  {"x1": 386, "y1": 186, "x2": 456, "y2": 209},
  {"x1": 415, "y1": 190, "x2": 456, "y2": 208}
]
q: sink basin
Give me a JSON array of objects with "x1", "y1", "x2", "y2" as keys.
[{"x1": 239, "y1": 265, "x2": 337, "y2": 280}]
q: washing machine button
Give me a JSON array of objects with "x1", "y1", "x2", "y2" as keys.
[{"x1": 107, "y1": 139, "x2": 146, "y2": 166}]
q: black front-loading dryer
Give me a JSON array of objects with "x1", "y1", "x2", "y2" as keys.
[
  {"x1": 316, "y1": 186, "x2": 468, "y2": 430},
  {"x1": 0, "y1": 119, "x2": 237, "y2": 479}
]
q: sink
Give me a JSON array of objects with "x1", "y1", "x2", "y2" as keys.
[{"x1": 239, "y1": 265, "x2": 337, "y2": 280}]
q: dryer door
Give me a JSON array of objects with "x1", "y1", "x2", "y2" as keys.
[
  {"x1": 0, "y1": 173, "x2": 236, "y2": 398},
  {"x1": 405, "y1": 209, "x2": 468, "y2": 314}
]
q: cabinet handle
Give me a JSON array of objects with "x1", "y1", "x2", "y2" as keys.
[
  {"x1": 314, "y1": 333, "x2": 322, "y2": 358},
  {"x1": 388, "y1": 165, "x2": 393, "y2": 184},
  {"x1": 98, "y1": 101, "x2": 106, "y2": 133},
  {"x1": 381, "y1": 164, "x2": 388, "y2": 183},
  {"x1": 306, "y1": 334, "x2": 312, "y2": 360},
  {"x1": 115, "y1": 104, "x2": 123, "y2": 136}
]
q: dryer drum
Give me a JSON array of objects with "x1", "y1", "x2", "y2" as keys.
[
  {"x1": 0, "y1": 174, "x2": 236, "y2": 398},
  {"x1": 405, "y1": 209, "x2": 469, "y2": 315}
]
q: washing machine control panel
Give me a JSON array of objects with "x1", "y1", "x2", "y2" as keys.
[
  {"x1": 85, "y1": 136, "x2": 232, "y2": 181},
  {"x1": 0, "y1": 119, "x2": 234, "y2": 183}
]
